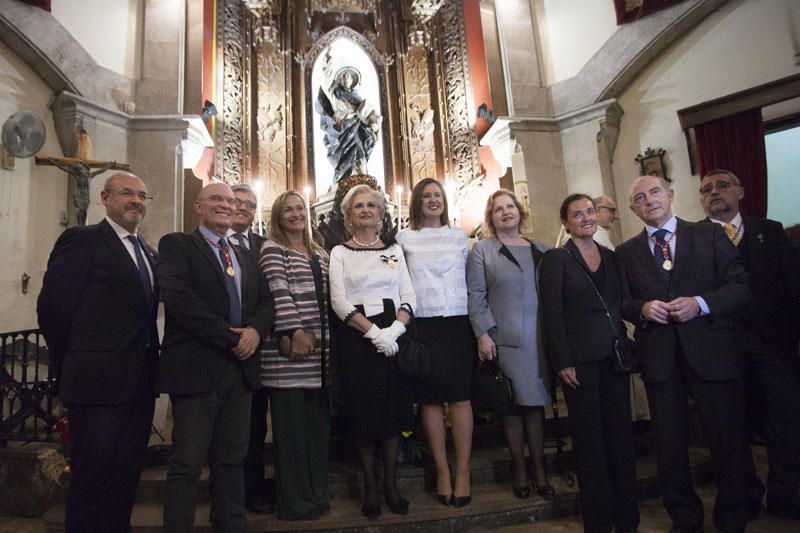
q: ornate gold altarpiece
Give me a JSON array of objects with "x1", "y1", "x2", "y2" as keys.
[{"x1": 213, "y1": 0, "x2": 481, "y2": 212}]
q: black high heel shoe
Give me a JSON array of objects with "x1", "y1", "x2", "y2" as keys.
[
  {"x1": 361, "y1": 502, "x2": 381, "y2": 520},
  {"x1": 512, "y1": 485, "x2": 531, "y2": 499},
  {"x1": 534, "y1": 479, "x2": 555, "y2": 499},
  {"x1": 436, "y1": 494, "x2": 454, "y2": 506},
  {"x1": 453, "y1": 495, "x2": 472, "y2": 508},
  {"x1": 385, "y1": 495, "x2": 410, "y2": 515}
]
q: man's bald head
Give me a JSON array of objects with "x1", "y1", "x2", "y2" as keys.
[
  {"x1": 195, "y1": 182, "x2": 236, "y2": 236},
  {"x1": 100, "y1": 172, "x2": 149, "y2": 233}
]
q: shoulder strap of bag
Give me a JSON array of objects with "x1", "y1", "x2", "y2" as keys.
[{"x1": 563, "y1": 245, "x2": 621, "y2": 339}]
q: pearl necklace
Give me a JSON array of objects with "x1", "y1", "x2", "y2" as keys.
[{"x1": 352, "y1": 234, "x2": 381, "y2": 247}]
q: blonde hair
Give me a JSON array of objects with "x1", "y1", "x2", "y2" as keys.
[
  {"x1": 269, "y1": 191, "x2": 323, "y2": 256},
  {"x1": 483, "y1": 189, "x2": 529, "y2": 237}
]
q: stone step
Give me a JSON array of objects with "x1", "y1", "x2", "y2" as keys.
[{"x1": 43, "y1": 447, "x2": 713, "y2": 532}]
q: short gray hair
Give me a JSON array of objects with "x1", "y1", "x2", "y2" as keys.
[
  {"x1": 340, "y1": 184, "x2": 386, "y2": 234},
  {"x1": 702, "y1": 169, "x2": 740, "y2": 185},
  {"x1": 231, "y1": 183, "x2": 256, "y2": 198}
]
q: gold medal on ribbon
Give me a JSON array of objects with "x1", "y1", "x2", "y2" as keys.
[
  {"x1": 386, "y1": 258, "x2": 396, "y2": 269},
  {"x1": 226, "y1": 265, "x2": 235, "y2": 276},
  {"x1": 662, "y1": 259, "x2": 673, "y2": 271}
]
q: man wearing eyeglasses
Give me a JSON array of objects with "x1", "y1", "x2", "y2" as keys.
[
  {"x1": 616, "y1": 175, "x2": 753, "y2": 533},
  {"x1": 700, "y1": 169, "x2": 800, "y2": 520},
  {"x1": 157, "y1": 182, "x2": 274, "y2": 532},
  {"x1": 228, "y1": 183, "x2": 272, "y2": 514},
  {"x1": 230, "y1": 183, "x2": 267, "y2": 255},
  {"x1": 593, "y1": 195, "x2": 618, "y2": 250},
  {"x1": 38, "y1": 172, "x2": 159, "y2": 532}
]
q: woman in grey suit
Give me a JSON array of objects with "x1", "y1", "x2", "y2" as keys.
[{"x1": 467, "y1": 189, "x2": 554, "y2": 499}]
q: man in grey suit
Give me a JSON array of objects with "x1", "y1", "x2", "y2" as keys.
[
  {"x1": 158, "y1": 182, "x2": 274, "y2": 532},
  {"x1": 616, "y1": 175, "x2": 752, "y2": 533}
]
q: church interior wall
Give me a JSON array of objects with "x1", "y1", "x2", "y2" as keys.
[
  {"x1": 611, "y1": 0, "x2": 800, "y2": 240},
  {"x1": 0, "y1": 40, "x2": 65, "y2": 331},
  {"x1": 50, "y1": 0, "x2": 143, "y2": 79},
  {"x1": 533, "y1": 0, "x2": 617, "y2": 85}
]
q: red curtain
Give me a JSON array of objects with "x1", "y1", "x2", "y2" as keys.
[
  {"x1": 19, "y1": 0, "x2": 51, "y2": 11},
  {"x1": 694, "y1": 108, "x2": 767, "y2": 217},
  {"x1": 614, "y1": 0, "x2": 686, "y2": 25}
]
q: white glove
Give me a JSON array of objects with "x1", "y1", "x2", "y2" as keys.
[
  {"x1": 383, "y1": 320, "x2": 406, "y2": 344},
  {"x1": 363, "y1": 324, "x2": 399, "y2": 356}
]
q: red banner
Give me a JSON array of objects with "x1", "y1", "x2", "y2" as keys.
[
  {"x1": 614, "y1": 0, "x2": 685, "y2": 25},
  {"x1": 19, "y1": 0, "x2": 51, "y2": 11}
]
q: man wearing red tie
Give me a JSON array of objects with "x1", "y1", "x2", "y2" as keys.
[
  {"x1": 38, "y1": 172, "x2": 159, "y2": 531},
  {"x1": 700, "y1": 169, "x2": 800, "y2": 520},
  {"x1": 616, "y1": 175, "x2": 752, "y2": 533}
]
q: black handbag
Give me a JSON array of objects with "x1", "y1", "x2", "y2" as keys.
[
  {"x1": 396, "y1": 310, "x2": 432, "y2": 381},
  {"x1": 471, "y1": 360, "x2": 511, "y2": 416},
  {"x1": 564, "y1": 246, "x2": 639, "y2": 374}
]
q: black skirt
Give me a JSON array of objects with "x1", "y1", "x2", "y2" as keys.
[
  {"x1": 332, "y1": 299, "x2": 415, "y2": 442},
  {"x1": 415, "y1": 315, "x2": 475, "y2": 404}
]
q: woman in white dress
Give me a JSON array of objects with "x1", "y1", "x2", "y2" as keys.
[
  {"x1": 397, "y1": 178, "x2": 474, "y2": 507},
  {"x1": 329, "y1": 183, "x2": 416, "y2": 520}
]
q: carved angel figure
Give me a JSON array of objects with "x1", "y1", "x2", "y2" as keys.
[{"x1": 409, "y1": 103, "x2": 435, "y2": 142}]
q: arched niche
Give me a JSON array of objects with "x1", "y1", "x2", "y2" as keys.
[{"x1": 304, "y1": 27, "x2": 391, "y2": 197}]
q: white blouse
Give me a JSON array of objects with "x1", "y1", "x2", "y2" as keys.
[
  {"x1": 329, "y1": 243, "x2": 417, "y2": 320},
  {"x1": 396, "y1": 226, "x2": 469, "y2": 317}
]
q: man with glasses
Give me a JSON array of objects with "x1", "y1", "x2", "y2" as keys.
[
  {"x1": 593, "y1": 195, "x2": 619, "y2": 250},
  {"x1": 616, "y1": 175, "x2": 753, "y2": 533},
  {"x1": 228, "y1": 183, "x2": 272, "y2": 514},
  {"x1": 230, "y1": 183, "x2": 266, "y2": 255},
  {"x1": 157, "y1": 182, "x2": 274, "y2": 531},
  {"x1": 700, "y1": 169, "x2": 800, "y2": 520},
  {"x1": 38, "y1": 172, "x2": 159, "y2": 531}
]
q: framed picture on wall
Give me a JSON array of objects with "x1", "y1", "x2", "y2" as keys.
[{"x1": 635, "y1": 147, "x2": 669, "y2": 181}]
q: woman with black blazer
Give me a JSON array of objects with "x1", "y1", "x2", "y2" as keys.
[{"x1": 539, "y1": 194, "x2": 639, "y2": 533}]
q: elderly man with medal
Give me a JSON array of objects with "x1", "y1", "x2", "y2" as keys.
[{"x1": 615, "y1": 175, "x2": 753, "y2": 533}]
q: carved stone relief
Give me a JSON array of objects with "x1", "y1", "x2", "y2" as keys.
[
  {"x1": 438, "y1": 0, "x2": 480, "y2": 190},
  {"x1": 403, "y1": 47, "x2": 437, "y2": 183},
  {"x1": 255, "y1": 40, "x2": 288, "y2": 203},
  {"x1": 216, "y1": 0, "x2": 245, "y2": 184},
  {"x1": 310, "y1": 0, "x2": 376, "y2": 13}
]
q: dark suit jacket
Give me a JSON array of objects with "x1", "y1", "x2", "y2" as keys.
[
  {"x1": 615, "y1": 218, "x2": 750, "y2": 383},
  {"x1": 540, "y1": 240, "x2": 622, "y2": 371},
  {"x1": 156, "y1": 229, "x2": 274, "y2": 395},
  {"x1": 249, "y1": 232, "x2": 266, "y2": 256},
  {"x1": 37, "y1": 219, "x2": 159, "y2": 404}
]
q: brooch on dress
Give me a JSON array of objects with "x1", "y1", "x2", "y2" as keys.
[{"x1": 380, "y1": 254, "x2": 398, "y2": 269}]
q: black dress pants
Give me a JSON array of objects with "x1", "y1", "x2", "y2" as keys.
[
  {"x1": 244, "y1": 388, "x2": 269, "y2": 504},
  {"x1": 646, "y1": 346, "x2": 751, "y2": 533},
  {"x1": 66, "y1": 359, "x2": 156, "y2": 533},
  {"x1": 564, "y1": 357, "x2": 639, "y2": 533}
]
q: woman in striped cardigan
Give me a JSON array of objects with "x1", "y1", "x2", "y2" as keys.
[{"x1": 258, "y1": 191, "x2": 331, "y2": 521}]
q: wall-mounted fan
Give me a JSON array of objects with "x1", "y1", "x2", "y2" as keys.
[{"x1": 2, "y1": 111, "x2": 47, "y2": 159}]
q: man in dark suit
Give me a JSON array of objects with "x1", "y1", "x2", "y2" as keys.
[
  {"x1": 229, "y1": 183, "x2": 271, "y2": 514},
  {"x1": 38, "y1": 172, "x2": 159, "y2": 532},
  {"x1": 699, "y1": 169, "x2": 800, "y2": 520},
  {"x1": 158, "y1": 182, "x2": 274, "y2": 532},
  {"x1": 616, "y1": 175, "x2": 752, "y2": 533}
]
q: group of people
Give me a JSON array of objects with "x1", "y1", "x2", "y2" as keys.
[{"x1": 36, "y1": 167, "x2": 799, "y2": 533}]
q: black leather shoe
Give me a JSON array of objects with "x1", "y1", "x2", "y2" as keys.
[
  {"x1": 361, "y1": 503, "x2": 381, "y2": 520},
  {"x1": 453, "y1": 495, "x2": 472, "y2": 508},
  {"x1": 512, "y1": 486, "x2": 530, "y2": 499},
  {"x1": 386, "y1": 497, "x2": 409, "y2": 515},
  {"x1": 317, "y1": 501, "x2": 331, "y2": 516},
  {"x1": 245, "y1": 498, "x2": 274, "y2": 515},
  {"x1": 535, "y1": 481, "x2": 555, "y2": 499},
  {"x1": 436, "y1": 494, "x2": 454, "y2": 506}
]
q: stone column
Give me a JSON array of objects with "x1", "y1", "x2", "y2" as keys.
[{"x1": 136, "y1": 0, "x2": 183, "y2": 115}]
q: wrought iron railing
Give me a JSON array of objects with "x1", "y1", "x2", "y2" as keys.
[{"x1": 0, "y1": 329, "x2": 60, "y2": 445}]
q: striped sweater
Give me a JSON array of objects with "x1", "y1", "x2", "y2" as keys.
[{"x1": 258, "y1": 240, "x2": 330, "y2": 388}]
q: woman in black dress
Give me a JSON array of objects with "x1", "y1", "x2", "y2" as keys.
[{"x1": 539, "y1": 194, "x2": 639, "y2": 533}]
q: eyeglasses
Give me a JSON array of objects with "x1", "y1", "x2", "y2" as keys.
[
  {"x1": 234, "y1": 198, "x2": 257, "y2": 210},
  {"x1": 699, "y1": 180, "x2": 737, "y2": 195},
  {"x1": 597, "y1": 205, "x2": 617, "y2": 214},
  {"x1": 106, "y1": 188, "x2": 153, "y2": 201}
]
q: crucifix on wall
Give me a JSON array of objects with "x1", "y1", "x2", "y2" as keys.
[{"x1": 35, "y1": 129, "x2": 130, "y2": 227}]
